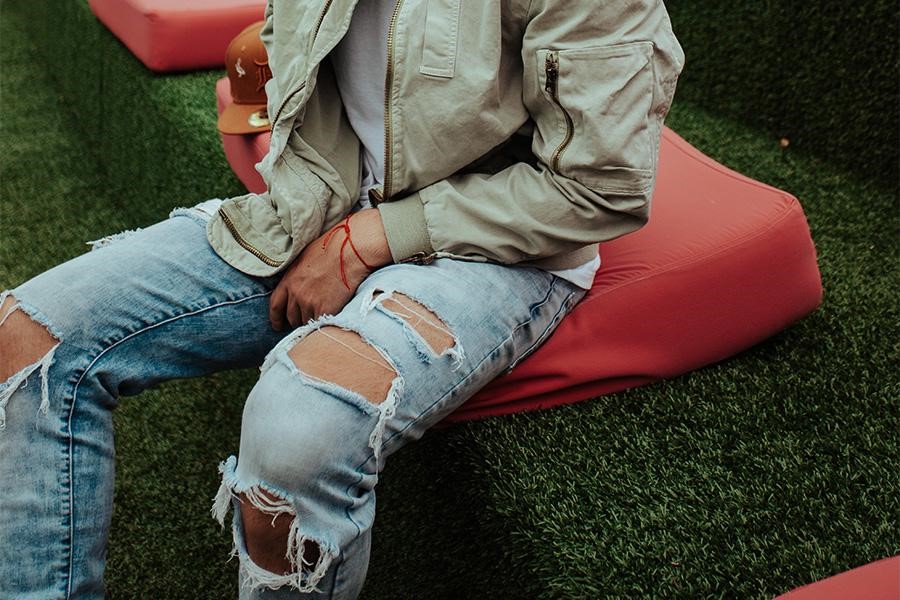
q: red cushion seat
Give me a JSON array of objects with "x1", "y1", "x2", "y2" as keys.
[
  {"x1": 775, "y1": 556, "x2": 900, "y2": 600},
  {"x1": 89, "y1": 0, "x2": 265, "y2": 72},
  {"x1": 215, "y1": 77, "x2": 823, "y2": 423}
]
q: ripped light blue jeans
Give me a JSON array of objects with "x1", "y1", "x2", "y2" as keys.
[{"x1": 0, "y1": 202, "x2": 585, "y2": 599}]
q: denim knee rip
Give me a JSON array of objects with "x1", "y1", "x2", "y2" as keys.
[
  {"x1": 209, "y1": 289, "x2": 466, "y2": 592},
  {"x1": 211, "y1": 313, "x2": 406, "y2": 594},
  {"x1": 168, "y1": 199, "x2": 223, "y2": 226},
  {"x1": 87, "y1": 200, "x2": 223, "y2": 251},
  {"x1": 86, "y1": 228, "x2": 143, "y2": 251},
  {"x1": 272, "y1": 314, "x2": 406, "y2": 462},
  {"x1": 0, "y1": 291, "x2": 62, "y2": 430}
]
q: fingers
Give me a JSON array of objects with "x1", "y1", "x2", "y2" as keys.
[
  {"x1": 270, "y1": 281, "x2": 310, "y2": 330},
  {"x1": 269, "y1": 284, "x2": 288, "y2": 331},
  {"x1": 286, "y1": 299, "x2": 304, "y2": 329}
]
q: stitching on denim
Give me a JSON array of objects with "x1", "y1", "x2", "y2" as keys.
[
  {"x1": 392, "y1": 278, "x2": 560, "y2": 438},
  {"x1": 345, "y1": 470, "x2": 366, "y2": 538},
  {"x1": 327, "y1": 553, "x2": 341, "y2": 597},
  {"x1": 505, "y1": 287, "x2": 580, "y2": 373},
  {"x1": 503, "y1": 278, "x2": 560, "y2": 357},
  {"x1": 62, "y1": 290, "x2": 272, "y2": 598}
]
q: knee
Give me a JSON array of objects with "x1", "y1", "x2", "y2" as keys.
[
  {"x1": 239, "y1": 325, "x2": 403, "y2": 475},
  {"x1": 239, "y1": 323, "x2": 401, "y2": 488},
  {"x1": 211, "y1": 326, "x2": 405, "y2": 592},
  {"x1": 0, "y1": 295, "x2": 58, "y2": 383},
  {"x1": 286, "y1": 326, "x2": 398, "y2": 405},
  {"x1": 0, "y1": 294, "x2": 61, "y2": 428},
  {"x1": 212, "y1": 456, "x2": 339, "y2": 593}
]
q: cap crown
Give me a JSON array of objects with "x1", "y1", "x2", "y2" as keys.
[{"x1": 225, "y1": 23, "x2": 272, "y2": 106}]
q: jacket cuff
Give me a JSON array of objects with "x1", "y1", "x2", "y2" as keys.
[{"x1": 377, "y1": 193, "x2": 435, "y2": 263}]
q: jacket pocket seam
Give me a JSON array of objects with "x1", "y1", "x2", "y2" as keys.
[
  {"x1": 279, "y1": 151, "x2": 330, "y2": 239},
  {"x1": 419, "y1": 0, "x2": 462, "y2": 79}
]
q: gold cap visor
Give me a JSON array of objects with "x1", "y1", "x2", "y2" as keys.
[{"x1": 217, "y1": 104, "x2": 270, "y2": 135}]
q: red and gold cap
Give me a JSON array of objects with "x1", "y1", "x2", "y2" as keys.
[{"x1": 218, "y1": 21, "x2": 272, "y2": 135}]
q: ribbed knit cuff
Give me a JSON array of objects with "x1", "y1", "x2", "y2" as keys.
[{"x1": 377, "y1": 193, "x2": 435, "y2": 263}]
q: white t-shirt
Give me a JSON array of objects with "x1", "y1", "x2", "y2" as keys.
[{"x1": 330, "y1": 0, "x2": 600, "y2": 289}]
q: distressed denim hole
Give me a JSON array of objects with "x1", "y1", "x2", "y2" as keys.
[
  {"x1": 211, "y1": 457, "x2": 336, "y2": 594},
  {"x1": 0, "y1": 295, "x2": 56, "y2": 382},
  {"x1": 239, "y1": 489, "x2": 321, "y2": 578},
  {"x1": 0, "y1": 293, "x2": 61, "y2": 429},
  {"x1": 287, "y1": 326, "x2": 397, "y2": 405},
  {"x1": 379, "y1": 292, "x2": 455, "y2": 355}
]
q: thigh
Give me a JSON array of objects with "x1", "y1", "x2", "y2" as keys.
[
  {"x1": 261, "y1": 258, "x2": 586, "y2": 469},
  {"x1": 8, "y1": 203, "x2": 285, "y2": 393},
  {"x1": 219, "y1": 259, "x2": 583, "y2": 595}
]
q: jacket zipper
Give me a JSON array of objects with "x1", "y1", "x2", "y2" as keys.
[
  {"x1": 271, "y1": 0, "x2": 335, "y2": 125},
  {"x1": 382, "y1": 0, "x2": 405, "y2": 202},
  {"x1": 219, "y1": 209, "x2": 283, "y2": 268},
  {"x1": 545, "y1": 51, "x2": 574, "y2": 173},
  {"x1": 271, "y1": 83, "x2": 307, "y2": 126}
]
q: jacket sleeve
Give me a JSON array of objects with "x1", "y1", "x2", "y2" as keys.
[{"x1": 378, "y1": 0, "x2": 684, "y2": 264}]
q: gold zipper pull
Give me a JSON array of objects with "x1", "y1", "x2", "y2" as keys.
[
  {"x1": 543, "y1": 50, "x2": 574, "y2": 173},
  {"x1": 398, "y1": 251, "x2": 436, "y2": 265},
  {"x1": 368, "y1": 186, "x2": 385, "y2": 206},
  {"x1": 545, "y1": 52, "x2": 559, "y2": 94}
]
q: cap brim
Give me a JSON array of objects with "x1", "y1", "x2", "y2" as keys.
[{"x1": 218, "y1": 103, "x2": 270, "y2": 135}]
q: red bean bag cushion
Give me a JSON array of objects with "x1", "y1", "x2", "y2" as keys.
[
  {"x1": 88, "y1": 0, "x2": 265, "y2": 72},
  {"x1": 775, "y1": 556, "x2": 900, "y2": 600},
  {"x1": 215, "y1": 77, "x2": 823, "y2": 422}
]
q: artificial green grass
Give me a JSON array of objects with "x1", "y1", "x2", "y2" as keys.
[
  {"x1": 667, "y1": 1, "x2": 900, "y2": 186},
  {"x1": 8, "y1": 0, "x2": 245, "y2": 224},
  {"x1": 2, "y1": 2, "x2": 898, "y2": 599}
]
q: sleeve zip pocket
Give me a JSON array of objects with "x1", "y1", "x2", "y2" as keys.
[
  {"x1": 544, "y1": 51, "x2": 575, "y2": 173},
  {"x1": 537, "y1": 42, "x2": 656, "y2": 195}
]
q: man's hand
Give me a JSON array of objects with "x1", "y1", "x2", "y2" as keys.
[{"x1": 269, "y1": 209, "x2": 392, "y2": 330}]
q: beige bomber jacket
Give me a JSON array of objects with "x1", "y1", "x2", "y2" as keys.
[{"x1": 206, "y1": 0, "x2": 685, "y2": 277}]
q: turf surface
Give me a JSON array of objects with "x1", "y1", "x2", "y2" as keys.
[
  {"x1": 667, "y1": 1, "x2": 899, "y2": 184},
  {"x1": 1, "y1": 1, "x2": 898, "y2": 598}
]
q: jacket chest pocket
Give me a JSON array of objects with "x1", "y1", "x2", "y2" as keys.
[
  {"x1": 419, "y1": 0, "x2": 462, "y2": 78},
  {"x1": 537, "y1": 42, "x2": 656, "y2": 195}
]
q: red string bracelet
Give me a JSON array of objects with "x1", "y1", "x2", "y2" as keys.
[{"x1": 322, "y1": 214, "x2": 375, "y2": 290}]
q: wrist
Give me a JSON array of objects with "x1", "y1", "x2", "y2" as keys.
[
  {"x1": 350, "y1": 209, "x2": 393, "y2": 267},
  {"x1": 319, "y1": 210, "x2": 389, "y2": 290}
]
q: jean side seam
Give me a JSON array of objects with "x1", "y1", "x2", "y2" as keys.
[
  {"x1": 61, "y1": 290, "x2": 271, "y2": 599},
  {"x1": 505, "y1": 287, "x2": 581, "y2": 373}
]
